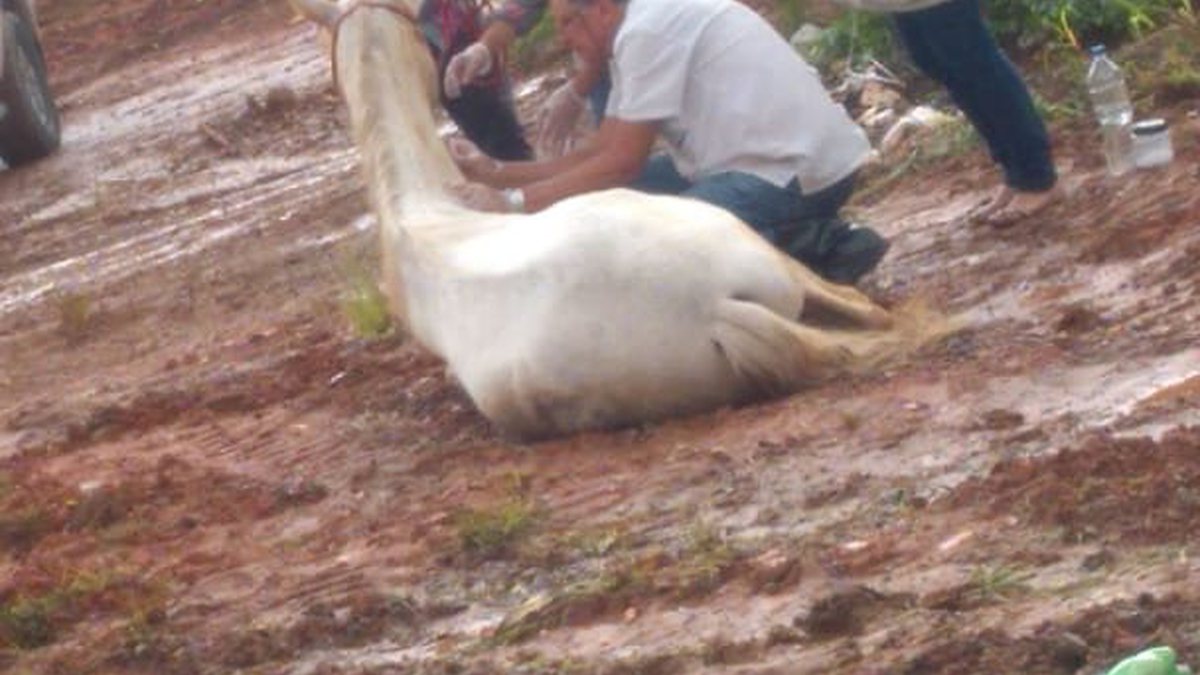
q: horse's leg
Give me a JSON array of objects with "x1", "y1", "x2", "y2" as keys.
[{"x1": 787, "y1": 261, "x2": 893, "y2": 330}]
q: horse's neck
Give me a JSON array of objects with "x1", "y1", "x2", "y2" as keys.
[
  {"x1": 331, "y1": 6, "x2": 473, "y2": 344},
  {"x1": 335, "y1": 8, "x2": 463, "y2": 219}
]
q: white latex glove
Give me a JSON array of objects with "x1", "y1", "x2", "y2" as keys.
[
  {"x1": 535, "y1": 80, "x2": 587, "y2": 158},
  {"x1": 443, "y1": 42, "x2": 494, "y2": 99}
]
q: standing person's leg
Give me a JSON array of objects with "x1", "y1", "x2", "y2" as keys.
[{"x1": 892, "y1": 0, "x2": 1055, "y2": 193}]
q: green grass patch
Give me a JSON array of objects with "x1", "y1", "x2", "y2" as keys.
[
  {"x1": 337, "y1": 255, "x2": 392, "y2": 339},
  {"x1": 966, "y1": 564, "x2": 1034, "y2": 604},
  {"x1": 456, "y1": 498, "x2": 537, "y2": 560},
  {"x1": 513, "y1": 11, "x2": 566, "y2": 74},
  {"x1": 674, "y1": 522, "x2": 738, "y2": 599},
  {"x1": 808, "y1": 11, "x2": 901, "y2": 71},
  {"x1": 0, "y1": 569, "x2": 165, "y2": 650},
  {"x1": 52, "y1": 287, "x2": 92, "y2": 343},
  {"x1": 492, "y1": 563, "x2": 651, "y2": 646},
  {"x1": 1124, "y1": 23, "x2": 1200, "y2": 105}
]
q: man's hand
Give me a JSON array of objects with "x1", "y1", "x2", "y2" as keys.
[
  {"x1": 536, "y1": 81, "x2": 587, "y2": 158},
  {"x1": 446, "y1": 137, "x2": 500, "y2": 182},
  {"x1": 450, "y1": 182, "x2": 508, "y2": 212},
  {"x1": 443, "y1": 43, "x2": 493, "y2": 99}
]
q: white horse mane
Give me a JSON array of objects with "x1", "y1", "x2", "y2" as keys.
[{"x1": 289, "y1": 0, "x2": 948, "y2": 439}]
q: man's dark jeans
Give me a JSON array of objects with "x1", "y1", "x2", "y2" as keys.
[{"x1": 631, "y1": 156, "x2": 889, "y2": 284}]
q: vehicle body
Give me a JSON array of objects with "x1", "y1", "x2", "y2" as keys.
[{"x1": 0, "y1": 0, "x2": 60, "y2": 167}]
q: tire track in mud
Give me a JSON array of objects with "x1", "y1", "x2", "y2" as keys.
[{"x1": 1, "y1": 156, "x2": 361, "y2": 316}]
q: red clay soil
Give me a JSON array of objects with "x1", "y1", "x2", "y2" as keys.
[{"x1": 2, "y1": 0, "x2": 1199, "y2": 673}]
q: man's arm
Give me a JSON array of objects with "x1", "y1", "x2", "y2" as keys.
[
  {"x1": 523, "y1": 118, "x2": 656, "y2": 211},
  {"x1": 455, "y1": 118, "x2": 657, "y2": 212},
  {"x1": 444, "y1": 1, "x2": 547, "y2": 98},
  {"x1": 485, "y1": 0, "x2": 549, "y2": 44},
  {"x1": 535, "y1": 51, "x2": 606, "y2": 156}
]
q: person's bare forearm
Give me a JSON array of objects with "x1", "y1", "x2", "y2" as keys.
[
  {"x1": 522, "y1": 149, "x2": 643, "y2": 212},
  {"x1": 480, "y1": 140, "x2": 603, "y2": 188},
  {"x1": 505, "y1": 120, "x2": 654, "y2": 209},
  {"x1": 456, "y1": 119, "x2": 656, "y2": 214}
]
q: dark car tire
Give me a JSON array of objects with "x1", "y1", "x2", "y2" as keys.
[{"x1": 0, "y1": 10, "x2": 61, "y2": 166}]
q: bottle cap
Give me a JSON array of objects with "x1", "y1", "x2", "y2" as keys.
[{"x1": 1131, "y1": 118, "x2": 1168, "y2": 136}]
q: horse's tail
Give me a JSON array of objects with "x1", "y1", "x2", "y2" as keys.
[{"x1": 713, "y1": 298, "x2": 958, "y2": 396}]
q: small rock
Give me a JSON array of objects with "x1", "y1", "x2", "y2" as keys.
[
  {"x1": 765, "y1": 624, "x2": 805, "y2": 646},
  {"x1": 859, "y1": 79, "x2": 903, "y2": 110},
  {"x1": 1048, "y1": 631, "x2": 1089, "y2": 671},
  {"x1": 748, "y1": 548, "x2": 800, "y2": 593},
  {"x1": 1081, "y1": 548, "x2": 1116, "y2": 571},
  {"x1": 1056, "y1": 303, "x2": 1104, "y2": 334},
  {"x1": 789, "y1": 23, "x2": 824, "y2": 55},
  {"x1": 274, "y1": 478, "x2": 329, "y2": 509},
  {"x1": 798, "y1": 585, "x2": 886, "y2": 638},
  {"x1": 879, "y1": 106, "x2": 957, "y2": 158},
  {"x1": 1118, "y1": 607, "x2": 1159, "y2": 634},
  {"x1": 937, "y1": 529, "x2": 974, "y2": 553},
  {"x1": 976, "y1": 409, "x2": 1025, "y2": 431},
  {"x1": 262, "y1": 85, "x2": 298, "y2": 114}
]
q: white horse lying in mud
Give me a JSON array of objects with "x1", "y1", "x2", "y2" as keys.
[{"x1": 288, "y1": 0, "x2": 946, "y2": 439}]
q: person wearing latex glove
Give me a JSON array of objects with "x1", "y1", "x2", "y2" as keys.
[
  {"x1": 416, "y1": 0, "x2": 532, "y2": 161},
  {"x1": 442, "y1": 41, "x2": 495, "y2": 100},
  {"x1": 534, "y1": 53, "x2": 605, "y2": 157},
  {"x1": 443, "y1": 0, "x2": 548, "y2": 96},
  {"x1": 450, "y1": 0, "x2": 890, "y2": 287},
  {"x1": 444, "y1": 0, "x2": 608, "y2": 159},
  {"x1": 535, "y1": 80, "x2": 586, "y2": 157}
]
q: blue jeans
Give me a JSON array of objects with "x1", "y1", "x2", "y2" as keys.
[
  {"x1": 590, "y1": 79, "x2": 886, "y2": 282},
  {"x1": 630, "y1": 156, "x2": 888, "y2": 283},
  {"x1": 893, "y1": 0, "x2": 1055, "y2": 191},
  {"x1": 588, "y1": 72, "x2": 612, "y2": 122},
  {"x1": 631, "y1": 155, "x2": 851, "y2": 239}
]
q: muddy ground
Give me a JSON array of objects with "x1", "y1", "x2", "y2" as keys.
[{"x1": 2, "y1": 0, "x2": 1199, "y2": 673}]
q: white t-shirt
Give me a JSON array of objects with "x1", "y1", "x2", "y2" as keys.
[{"x1": 606, "y1": 0, "x2": 871, "y2": 194}]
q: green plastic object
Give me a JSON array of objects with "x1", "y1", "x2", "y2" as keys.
[{"x1": 1104, "y1": 647, "x2": 1193, "y2": 675}]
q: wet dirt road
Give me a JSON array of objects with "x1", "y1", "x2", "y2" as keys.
[{"x1": 2, "y1": 0, "x2": 1200, "y2": 672}]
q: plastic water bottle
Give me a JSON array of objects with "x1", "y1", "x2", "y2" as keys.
[{"x1": 1086, "y1": 44, "x2": 1134, "y2": 176}]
